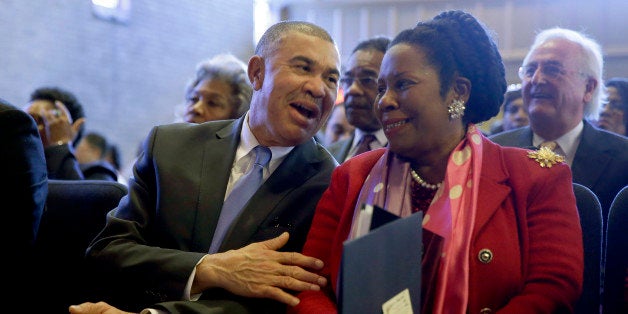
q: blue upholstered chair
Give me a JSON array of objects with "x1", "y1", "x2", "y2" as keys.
[
  {"x1": 573, "y1": 182, "x2": 603, "y2": 314},
  {"x1": 33, "y1": 179, "x2": 127, "y2": 313},
  {"x1": 603, "y1": 185, "x2": 628, "y2": 314}
]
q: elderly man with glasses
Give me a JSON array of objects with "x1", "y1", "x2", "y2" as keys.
[
  {"x1": 490, "y1": 27, "x2": 628, "y2": 234},
  {"x1": 326, "y1": 36, "x2": 391, "y2": 163}
]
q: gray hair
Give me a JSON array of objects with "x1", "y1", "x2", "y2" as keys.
[
  {"x1": 185, "y1": 53, "x2": 253, "y2": 118},
  {"x1": 523, "y1": 27, "x2": 605, "y2": 120},
  {"x1": 254, "y1": 20, "x2": 335, "y2": 58}
]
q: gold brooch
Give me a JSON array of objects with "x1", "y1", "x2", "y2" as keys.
[{"x1": 527, "y1": 146, "x2": 565, "y2": 168}]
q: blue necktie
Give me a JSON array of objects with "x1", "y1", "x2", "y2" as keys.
[{"x1": 208, "y1": 145, "x2": 272, "y2": 253}]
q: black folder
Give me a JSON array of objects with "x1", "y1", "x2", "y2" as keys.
[{"x1": 338, "y1": 205, "x2": 422, "y2": 313}]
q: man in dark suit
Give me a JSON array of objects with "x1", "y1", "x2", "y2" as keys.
[
  {"x1": 0, "y1": 98, "x2": 47, "y2": 303},
  {"x1": 490, "y1": 27, "x2": 628, "y2": 226},
  {"x1": 327, "y1": 36, "x2": 390, "y2": 163},
  {"x1": 70, "y1": 20, "x2": 340, "y2": 314}
]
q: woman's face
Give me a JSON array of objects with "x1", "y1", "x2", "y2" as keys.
[
  {"x1": 376, "y1": 43, "x2": 463, "y2": 161},
  {"x1": 597, "y1": 86, "x2": 626, "y2": 135},
  {"x1": 184, "y1": 78, "x2": 237, "y2": 123}
]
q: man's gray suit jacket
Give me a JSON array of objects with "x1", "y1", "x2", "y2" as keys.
[
  {"x1": 490, "y1": 120, "x2": 628, "y2": 221},
  {"x1": 86, "y1": 116, "x2": 338, "y2": 313}
]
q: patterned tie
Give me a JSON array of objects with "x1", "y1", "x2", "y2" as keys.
[
  {"x1": 354, "y1": 134, "x2": 376, "y2": 156},
  {"x1": 208, "y1": 145, "x2": 272, "y2": 253},
  {"x1": 540, "y1": 140, "x2": 566, "y2": 155},
  {"x1": 540, "y1": 141, "x2": 558, "y2": 151}
]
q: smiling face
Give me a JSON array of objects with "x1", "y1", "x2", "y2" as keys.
[
  {"x1": 521, "y1": 38, "x2": 593, "y2": 138},
  {"x1": 248, "y1": 31, "x2": 340, "y2": 147},
  {"x1": 376, "y1": 43, "x2": 465, "y2": 162}
]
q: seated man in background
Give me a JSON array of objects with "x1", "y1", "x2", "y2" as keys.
[
  {"x1": 75, "y1": 131, "x2": 119, "y2": 182},
  {"x1": 327, "y1": 36, "x2": 390, "y2": 163},
  {"x1": 70, "y1": 20, "x2": 340, "y2": 314},
  {"x1": 24, "y1": 86, "x2": 117, "y2": 181},
  {"x1": 490, "y1": 27, "x2": 628, "y2": 229},
  {"x1": 0, "y1": 98, "x2": 47, "y2": 302}
]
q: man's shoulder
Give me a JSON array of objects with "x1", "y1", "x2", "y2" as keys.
[
  {"x1": 157, "y1": 120, "x2": 233, "y2": 133},
  {"x1": 327, "y1": 137, "x2": 351, "y2": 151},
  {"x1": 489, "y1": 127, "x2": 530, "y2": 147},
  {"x1": 582, "y1": 124, "x2": 628, "y2": 156},
  {"x1": 151, "y1": 120, "x2": 236, "y2": 141},
  {"x1": 299, "y1": 139, "x2": 340, "y2": 170}
]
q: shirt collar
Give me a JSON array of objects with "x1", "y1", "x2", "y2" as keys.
[
  {"x1": 235, "y1": 112, "x2": 294, "y2": 173},
  {"x1": 533, "y1": 120, "x2": 583, "y2": 166},
  {"x1": 352, "y1": 128, "x2": 388, "y2": 147}
]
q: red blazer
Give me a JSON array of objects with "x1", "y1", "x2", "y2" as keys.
[{"x1": 291, "y1": 138, "x2": 583, "y2": 313}]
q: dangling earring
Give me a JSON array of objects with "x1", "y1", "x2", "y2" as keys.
[{"x1": 448, "y1": 99, "x2": 465, "y2": 120}]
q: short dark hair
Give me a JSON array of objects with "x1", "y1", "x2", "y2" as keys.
[
  {"x1": 30, "y1": 87, "x2": 86, "y2": 146},
  {"x1": 255, "y1": 20, "x2": 335, "y2": 58},
  {"x1": 81, "y1": 132, "x2": 109, "y2": 159},
  {"x1": 390, "y1": 10, "x2": 507, "y2": 124},
  {"x1": 503, "y1": 88, "x2": 523, "y2": 112},
  {"x1": 605, "y1": 77, "x2": 628, "y2": 130},
  {"x1": 352, "y1": 36, "x2": 391, "y2": 55}
]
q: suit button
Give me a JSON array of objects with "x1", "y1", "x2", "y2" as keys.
[
  {"x1": 480, "y1": 308, "x2": 493, "y2": 314},
  {"x1": 478, "y1": 249, "x2": 493, "y2": 263}
]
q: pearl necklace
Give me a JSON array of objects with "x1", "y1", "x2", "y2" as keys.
[{"x1": 410, "y1": 169, "x2": 442, "y2": 190}]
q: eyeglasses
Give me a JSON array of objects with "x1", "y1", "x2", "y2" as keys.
[
  {"x1": 518, "y1": 64, "x2": 585, "y2": 81},
  {"x1": 339, "y1": 75, "x2": 378, "y2": 90}
]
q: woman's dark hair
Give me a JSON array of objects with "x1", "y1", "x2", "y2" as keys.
[
  {"x1": 605, "y1": 77, "x2": 628, "y2": 130},
  {"x1": 389, "y1": 10, "x2": 507, "y2": 124}
]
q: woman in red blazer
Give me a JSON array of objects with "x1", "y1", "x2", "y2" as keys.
[{"x1": 291, "y1": 10, "x2": 583, "y2": 314}]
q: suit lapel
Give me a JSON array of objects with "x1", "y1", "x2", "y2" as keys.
[
  {"x1": 571, "y1": 121, "x2": 612, "y2": 188},
  {"x1": 338, "y1": 135, "x2": 353, "y2": 161},
  {"x1": 514, "y1": 126, "x2": 534, "y2": 148},
  {"x1": 218, "y1": 138, "x2": 323, "y2": 252},
  {"x1": 191, "y1": 118, "x2": 242, "y2": 252},
  {"x1": 473, "y1": 139, "x2": 511, "y2": 234}
]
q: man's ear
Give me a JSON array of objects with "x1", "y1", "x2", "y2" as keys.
[
  {"x1": 248, "y1": 55, "x2": 264, "y2": 90},
  {"x1": 583, "y1": 77, "x2": 598, "y2": 103}
]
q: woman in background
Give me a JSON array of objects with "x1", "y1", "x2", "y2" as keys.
[{"x1": 597, "y1": 77, "x2": 628, "y2": 136}]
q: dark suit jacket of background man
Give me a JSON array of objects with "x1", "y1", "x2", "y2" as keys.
[
  {"x1": 490, "y1": 120, "x2": 628, "y2": 222},
  {"x1": 326, "y1": 133, "x2": 354, "y2": 163},
  {"x1": 86, "y1": 116, "x2": 338, "y2": 313}
]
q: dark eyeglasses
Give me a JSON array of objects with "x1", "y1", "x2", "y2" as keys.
[
  {"x1": 518, "y1": 64, "x2": 585, "y2": 81},
  {"x1": 339, "y1": 76, "x2": 378, "y2": 90}
]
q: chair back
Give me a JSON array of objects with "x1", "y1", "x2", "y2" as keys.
[
  {"x1": 603, "y1": 185, "x2": 628, "y2": 314},
  {"x1": 33, "y1": 179, "x2": 127, "y2": 313},
  {"x1": 572, "y1": 182, "x2": 603, "y2": 314}
]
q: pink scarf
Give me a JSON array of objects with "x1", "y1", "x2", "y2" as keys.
[{"x1": 348, "y1": 125, "x2": 484, "y2": 313}]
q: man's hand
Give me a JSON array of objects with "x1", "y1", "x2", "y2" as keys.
[
  {"x1": 193, "y1": 232, "x2": 326, "y2": 306},
  {"x1": 69, "y1": 301, "x2": 135, "y2": 314}
]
